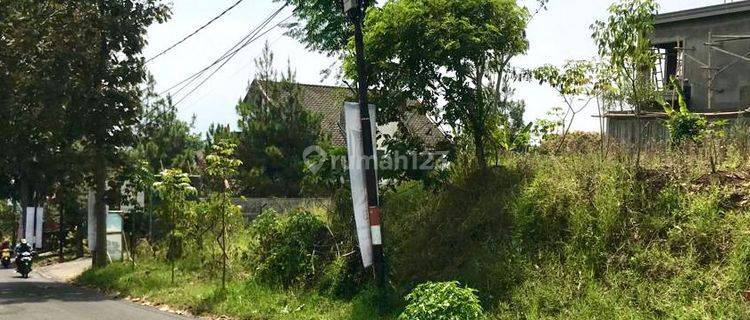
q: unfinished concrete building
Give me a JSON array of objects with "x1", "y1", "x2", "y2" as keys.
[{"x1": 604, "y1": 1, "x2": 750, "y2": 143}]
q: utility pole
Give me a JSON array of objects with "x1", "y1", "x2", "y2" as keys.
[{"x1": 344, "y1": 0, "x2": 385, "y2": 288}]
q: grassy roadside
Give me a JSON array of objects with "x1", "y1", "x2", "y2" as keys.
[
  {"x1": 76, "y1": 260, "x2": 385, "y2": 320},
  {"x1": 77, "y1": 149, "x2": 750, "y2": 319}
]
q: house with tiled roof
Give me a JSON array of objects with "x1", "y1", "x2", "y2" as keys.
[{"x1": 244, "y1": 80, "x2": 446, "y2": 148}]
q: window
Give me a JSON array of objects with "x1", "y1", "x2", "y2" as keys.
[{"x1": 653, "y1": 41, "x2": 684, "y2": 90}]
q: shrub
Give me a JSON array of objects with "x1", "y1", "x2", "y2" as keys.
[
  {"x1": 399, "y1": 281, "x2": 483, "y2": 320},
  {"x1": 249, "y1": 210, "x2": 333, "y2": 287},
  {"x1": 318, "y1": 254, "x2": 364, "y2": 299},
  {"x1": 383, "y1": 165, "x2": 525, "y2": 301},
  {"x1": 316, "y1": 188, "x2": 369, "y2": 298}
]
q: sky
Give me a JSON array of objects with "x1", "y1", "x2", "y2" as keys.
[{"x1": 142, "y1": 0, "x2": 735, "y2": 135}]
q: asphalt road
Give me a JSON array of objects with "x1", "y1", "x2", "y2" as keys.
[{"x1": 0, "y1": 266, "x2": 190, "y2": 320}]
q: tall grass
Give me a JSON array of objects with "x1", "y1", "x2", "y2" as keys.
[
  {"x1": 76, "y1": 258, "x2": 384, "y2": 319},
  {"x1": 383, "y1": 147, "x2": 750, "y2": 319},
  {"x1": 78, "y1": 142, "x2": 750, "y2": 319}
]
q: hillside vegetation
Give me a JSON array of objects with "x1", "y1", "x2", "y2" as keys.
[
  {"x1": 79, "y1": 141, "x2": 750, "y2": 319},
  {"x1": 385, "y1": 147, "x2": 750, "y2": 318}
]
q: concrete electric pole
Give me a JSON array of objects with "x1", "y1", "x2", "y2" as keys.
[{"x1": 344, "y1": 0, "x2": 385, "y2": 288}]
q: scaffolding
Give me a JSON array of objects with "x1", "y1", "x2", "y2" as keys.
[{"x1": 704, "y1": 33, "x2": 750, "y2": 109}]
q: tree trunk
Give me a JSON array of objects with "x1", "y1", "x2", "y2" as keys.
[
  {"x1": 75, "y1": 221, "x2": 84, "y2": 258},
  {"x1": 19, "y1": 180, "x2": 30, "y2": 241},
  {"x1": 473, "y1": 130, "x2": 487, "y2": 169},
  {"x1": 170, "y1": 228, "x2": 175, "y2": 284},
  {"x1": 221, "y1": 198, "x2": 227, "y2": 290},
  {"x1": 93, "y1": 151, "x2": 108, "y2": 268},
  {"x1": 59, "y1": 203, "x2": 65, "y2": 262}
]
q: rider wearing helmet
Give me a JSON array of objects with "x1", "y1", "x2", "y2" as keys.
[{"x1": 15, "y1": 239, "x2": 31, "y2": 257}]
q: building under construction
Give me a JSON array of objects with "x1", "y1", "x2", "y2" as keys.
[{"x1": 605, "y1": 1, "x2": 750, "y2": 143}]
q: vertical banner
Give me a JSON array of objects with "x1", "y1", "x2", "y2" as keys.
[
  {"x1": 24, "y1": 207, "x2": 34, "y2": 244},
  {"x1": 344, "y1": 102, "x2": 378, "y2": 267},
  {"x1": 24, "y1": 207, "x2": 43, "y2": 248},
  {"x1": 87, "y1": 191, "x2": 96, "y2": 251},
  {"x1": 34, "y1": 207, "x2": 43, "y2": 249}
]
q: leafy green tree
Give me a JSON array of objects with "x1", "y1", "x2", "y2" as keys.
[
  {"x1": 0, "y1": 2, "x2": 169, "y2": 260},
  {"x1": 591, "y1": 0, "x2": 659, "y2": 165},
  {"x1": 0, "y1": 0, "x2": 83, "y2": 222},
  {"x1": 153, "y1": 168, "x2": 196, "y2": 284},
  {"x1": 71, "y1": 0, "x2": 170, "y2": 268},
  {"x1": 273, "y1": 0, "x2": 372, "y2": 57},
  {"x1": 487, "y1": 72, "x2": 532, "y2": 156},
  {"x1": 279, "y1": 0, "x2": 548, "y2": 57},
  {"x1": 301, "y1": 142, "x2": 349, "y2": 195},
  {"x1": 205, "y1": 123, "x2": 237, "y2": 151},
  {"x1": 236, "y1": 43, "x2": 323, "y2": 197},
  {"x1": 136, "y1": 76, "x2": 203, "y2": 174},
  {"x1": 0, "y1": 202, "x2": 16, "y2": 243},
  {"x1": 203, "y1": 140, "x2": 242, "y2": 290},
  {"x1": 352, "y1": 0, "x2": 531, "y2": 168}
]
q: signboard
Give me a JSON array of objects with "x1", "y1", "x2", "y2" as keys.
[
  {"x1": 106, "y1": 234, "x2": 123, "y2": 262},
  {"x1": 106, "y1": 213, "x2": 123, "y2": 233},
  {"x1": 106, "y1": 212, "x2": 124, "y2": 262},
  {"x1": 344, "y1": 102, "x2": 378, "y2": 267},
  {"x1": 87, "y1": 187, "x2": 142, "y2": 252}
]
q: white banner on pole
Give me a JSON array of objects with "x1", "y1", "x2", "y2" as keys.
[
  {"x1": 344, "y1": 102, "x2": 378, "y2": 267},
  {"x1": 87, "y1": 191, "x2": 96, "y2": 251},
  {"x1": 24, "y1": 207, "x2": 34, "y2": 244},
  {"x1": 35, "y1": 207, "x2": 43, "y2": 249},
  {"x1": 24, "y1": 207, "x2": 43, "y2": 248}
]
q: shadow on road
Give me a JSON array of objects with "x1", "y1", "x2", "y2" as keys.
[{"x1": 0, "y1": 279, "x2": 110, "y2": 305}]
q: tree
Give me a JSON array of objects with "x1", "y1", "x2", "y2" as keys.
[
  {"x1": 279, "y1": 0, "x2": 548, "y2": 57},
  {"x1": 591, "y1": 0, "x2": 659, "y2": 166},
  {"x1": 236, "y1": 43, "x2": 323, "y2": 197},
  {"x1": 0, "y1": 202, "x2": 16, "y2": 243},
  {"x1": 0, "y1": 0, "x2": 84, "y2": 231},
  {"x1": 533, "y1": 61, "x2": 602, "y2": 154},
  {"x1": 60, "y1": 0, "x2": 170, "y2": 268},
  {"x1": 487, "y1": 72, "x2": 532, "y2": 156},
  {"x1": 353, "y1": 0, "x2": 531, "y2": 168},
  {"x1": 204, "y1": 140, "x2": 242, "y2": 290},
  {"x1": 135, "y1": 76, "x2": 203, "y2": 174},
  {"x1": 153, "y1": 168, "x2": 196, "y2": 284},
  {"x1": 205, "y1": 123, "x2": 237, "y2": 150},
  {"x1": 0, "y1": 1, "x2": 169, "y2": 261},
  {"x1": 273, "y1": 0, "x2": 372, "y2": 57}
]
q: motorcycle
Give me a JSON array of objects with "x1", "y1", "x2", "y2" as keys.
[
  {"x1": 1, "y1": 249, "x2": 10, "y2": 268},
  {"x1": 16, "y1": 251, "x2": 33, "y2": 278}
]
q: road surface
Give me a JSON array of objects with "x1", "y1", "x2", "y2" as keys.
[{"x1": 0, "y1": 266, "x2": 190, "y2": 320}]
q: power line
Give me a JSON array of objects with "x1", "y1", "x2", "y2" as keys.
[
  {"x1": 158, "y1": 5, "x2": 286, "y2": 97},
  {"x1": 145, "y1": 0, "x2": 246, "y2": 64},
  {"x1": 172, "y1": 13, "x2": 293, "y2": 107},
  {"x1": 181, "y1": 26, "x2": 289, "y2": 111}
]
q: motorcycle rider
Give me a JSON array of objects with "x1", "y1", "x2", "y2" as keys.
[
  {"x1": 0, "y1": 239, "x2": 9, "y2": 250},
  {"x1": 14, "y1": 239, "x2": 31, "y2": 263}
]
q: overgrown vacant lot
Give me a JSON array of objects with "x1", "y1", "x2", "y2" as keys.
[{"x1": 79, "y1": 148, "x2": 750, "y2": 319}]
